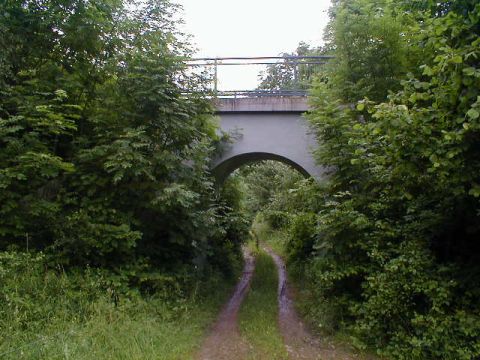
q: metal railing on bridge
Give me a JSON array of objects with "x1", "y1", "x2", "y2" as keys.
[{"x1": 185, "y1": 56, "x2": 332, "y2": 98}]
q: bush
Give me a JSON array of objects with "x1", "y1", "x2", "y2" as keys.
[
  {"x1": 285, "y1": 213, "x2": 316, "y2": 265},
  {"x1": 261, "y1": 210, "x2": 290, "y2": 229}
]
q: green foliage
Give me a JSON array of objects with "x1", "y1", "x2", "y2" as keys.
[
  {"x1": 0, "y1": 251, "x2": 235, "y2": 359},
  {"x1": 0, "y1": 5, "x2": 249, "y2": 356},
  {"x1": 260, "y1": 210, "x2": 289, "y2": 229},
  {"x1": 257, "y1": 42, "x2": 326, "y2": 91},
  {"x1": 285, "y1": 212, "x2": 317, "y2": 266},
  {"x1": 354, "y1": 242, "x2": 480, "y2": 359},
  {"x1": 0, "y1": 0, "x2": 246, "y2": 276},
  {"x1": 284, "y1": 0, "x2": 480, "y2": 358},
  {"x1": 232, "y1": 160, "x2": 304, "y2": 223},
  {"x1": 251, "y1": 218, "x2": 289, "y2": 257},
  {"x1": 326, "y1": 0, "x2": 410, "y2": 102}
]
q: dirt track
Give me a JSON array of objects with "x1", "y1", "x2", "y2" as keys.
[
  {"x1": 196, "y1": 246, "x2": 371, "y2": 360},
  {"x1": 195, "y1": 249, "x2": 255, "y2": 360},
  {"x1": 265, "y1": 247, "x2": 365, "y2": 360}
]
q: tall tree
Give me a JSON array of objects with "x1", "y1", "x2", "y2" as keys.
[
  {"x1": 0, "y1": 0, "x2": 247, "y2": 273},
  {"x1": 257, "y1": 42, "x2": 327, "y2": 91},
  {"x1": 285, "y1": 0, "x2": 480, "y2": 358}
]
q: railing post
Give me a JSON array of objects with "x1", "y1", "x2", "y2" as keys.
[
  {"x1": 293, "y1": 61, "x2": 299, "y2": 85},
  {"x1": 214, "y1": 58, "x2": 218, "y2": 96},
  {"x1": 184, "y1": 56, "x2": 333, "y2": 97}
]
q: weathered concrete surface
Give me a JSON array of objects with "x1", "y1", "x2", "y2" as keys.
[
  {"x1": 212, "y1": 97, "x2": 325, "y2": 182},
  {"x1": 216, "y1": 96, "x2": 310, "y2": 113}
]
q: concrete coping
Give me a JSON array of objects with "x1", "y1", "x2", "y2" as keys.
[{"x1": 215, "y1": 96, "x2": 310, "y2": 113}]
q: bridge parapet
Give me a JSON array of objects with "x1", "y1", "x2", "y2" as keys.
[{"x1": 215, "y1": 96, "x2": 309, "y2": 113}]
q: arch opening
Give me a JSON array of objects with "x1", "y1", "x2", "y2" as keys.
[{"x1": 212, "y1": 152, "x2": 312, "y2": 184}]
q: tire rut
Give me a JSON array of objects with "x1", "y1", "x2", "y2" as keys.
[
  {"x1": 195, "y1": 248, "x2": 255, "y2": 360},
  {"x1": 265, "y1": 246, "x2": 365, "y2": 360}
]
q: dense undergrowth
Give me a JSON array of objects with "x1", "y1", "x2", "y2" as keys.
[
  {"x1": 0, "y1": 0, "x2": 248, "y2": 273},
  {"x1": 302, "y1": 2, "x2": 480, "y2": 358},
  {"x1": 0, "y1": 0, "x2": 247, "y2": 355},
  {"x1": 0, "y1": 251, "x2": 236, "y2": 359},
  {"x1": 242, "y1": 1, "x2": 480, "y2": 358},
  {"x1": 0, "y1": 0, "x2": 249, "y2": 278},
  {"x1": 2, "y1": 0, "x2": 480, "y2": 359}
]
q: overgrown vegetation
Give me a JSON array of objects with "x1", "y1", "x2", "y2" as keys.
[
  {"x1": 235, "y1": 0, "x2": 480, "y2": 358},
  {"x1": 0, "y1": 0, "x2": 247, "y2": 354},
  {"x1": 2, "y1": 0, "x2": 480, "y2": 358},
  {"x1": 0, "y1": 0, "x2": 248, "y2": 274},
  {"x1": 0, "y1": 251, "x2": 234, "y2": 359},
  {"x1": 279, "y1": 0, "x2": 480, "y2": 358},
  {"x1": 230, "y1": 161, "x2": 304, "y2": 227},
  {"x1": 0, "y1": 0, "x2": 249, "y2": 278},
  {"x1": 251, "y1": 217, "x2": 289, "y2": 256},
  {"x1": 257, "y1": 42, "x2": 325, "y2": 91}
]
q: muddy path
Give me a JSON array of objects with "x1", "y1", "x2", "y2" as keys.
[
  {"x1": 264, "y1": 246, "x2": 366, "y2": 360},
  {"x1": 195, "y1": 249, "x2": 255, "y2": 360}
]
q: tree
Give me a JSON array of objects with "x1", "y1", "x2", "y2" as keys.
[
  {"x1": 286, "y1": 0, "x2": 480, "y2": 358},
  {"x1": 0, "y1": 0, "x2": 247, "y2": 275},
  {"x1": 257, "y1": 42, "x2": 327, "y2": 91}
]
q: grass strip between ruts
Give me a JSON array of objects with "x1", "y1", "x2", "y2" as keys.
[{"x1": 238, "y1": 244, "x2": 288, "y2": 360}]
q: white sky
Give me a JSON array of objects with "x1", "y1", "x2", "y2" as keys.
[{"x1": 177, "y1": 0, "x2": 332, "y2": 90}]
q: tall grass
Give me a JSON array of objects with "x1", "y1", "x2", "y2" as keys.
[
  {"x1": 0, "y1": 251, "x2": 234, "y2": 359},
  {"x1": 251, "y1": 217, "x2": 288, "y2": 257}
]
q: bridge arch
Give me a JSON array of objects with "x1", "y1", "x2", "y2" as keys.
[
  {"x1": 211, "y1": 97, "x2": 325, "y2": 184},
  {"x1": 212, "y1": 152, "x2": 311, "y2": 183}
]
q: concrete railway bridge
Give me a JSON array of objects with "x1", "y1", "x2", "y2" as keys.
[
  {"x1": 187, "y1": 55, "x2": 331, "y2": 182},
  {"x1": 211, "y1": 96, "x2": 324, "y2": 182}
]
